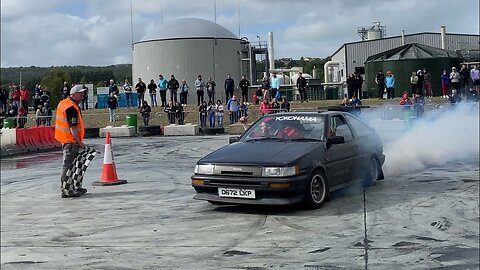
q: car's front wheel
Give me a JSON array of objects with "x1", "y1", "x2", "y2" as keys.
[{"x1": 304, "y1": 171, "x2": 328, "y2": 209}]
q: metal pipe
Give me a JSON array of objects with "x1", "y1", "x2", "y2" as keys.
[
  {"x1": 441, "y1": 25, "x2": 446, "y2": 49},
  {"x1": 323, "y1": 61, "x2": 341, "y2": 83},
  {"x1": 268, "y1": 32, "x2": 274, "y2": 72},
  {"x1": 401, "y1": 30, "x2": 405, "y2": 45}
]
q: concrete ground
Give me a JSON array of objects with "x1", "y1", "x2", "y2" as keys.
[{"x1": 1, "y1": 135, "x2": 479, "y2": 270}]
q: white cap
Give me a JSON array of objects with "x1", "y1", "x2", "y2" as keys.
[{"x1": 70, "y1": 85, "x2": 86, "y2": 95}]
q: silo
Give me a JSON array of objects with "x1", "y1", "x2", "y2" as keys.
[
  {"x1": 133, "y1": 18, "x2": 245, "y2": 105},
  {"x1": 365, "y1": 43, "x2": 463, "y2": 97}
]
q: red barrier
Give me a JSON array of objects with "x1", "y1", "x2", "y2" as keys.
[{"x1": 15, "y1": 126, "x2": 60, "y2": 152}]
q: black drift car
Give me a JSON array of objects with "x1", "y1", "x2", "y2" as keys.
[{"x1": 191, "y1": 111, "x2": 385, "y2": 208}]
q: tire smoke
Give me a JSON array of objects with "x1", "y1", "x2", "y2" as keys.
[{"x1": 381, "y1": 103, "x2": 479, "y2": 176}]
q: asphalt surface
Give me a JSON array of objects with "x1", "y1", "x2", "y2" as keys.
[{"x1": 1, "y1": 135, "x2": 479, "y2": 270}]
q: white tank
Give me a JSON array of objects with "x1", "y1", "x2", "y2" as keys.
[{"x1": 367, "y1": 30, "x2": 382, "y2": 40}]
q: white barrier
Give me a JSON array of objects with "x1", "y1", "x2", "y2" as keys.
[
  {"x1": 0, "y1": 128, "x2": 17, "y2": 155},
  {"x1": 100, "y1": 125, "x2": 136, "y2": 137},
  {"x1": 163, "y1": 123, "x2": 199, "y2": 136}
]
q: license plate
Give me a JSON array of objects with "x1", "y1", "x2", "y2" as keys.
[{"x1": 218, "y1": 188, "x2": 255, "y2": 199}]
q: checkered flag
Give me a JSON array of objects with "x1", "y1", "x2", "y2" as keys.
[{"x1": 62, "y1": 145, "x2": 98, "y2": 195}]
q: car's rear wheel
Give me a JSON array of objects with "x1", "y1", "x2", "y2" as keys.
[
  {"x1": 364, "y1": 157, "x2": 380, "y2": 186},
  {"x1": 304, "y1": 171, "x2": 328, "y2": 209}
]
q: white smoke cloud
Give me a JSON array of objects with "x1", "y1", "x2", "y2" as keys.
[{"x1": 382, "y1": 103, "x2": 480, "y2": 176}]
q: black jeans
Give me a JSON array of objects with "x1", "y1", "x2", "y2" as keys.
[
  {"x1": 160, "y1": 91, "x2": 167, "y2": 106},
  {"x1": 180, "y1": 92, "x2": 188, "y2": 105},
  {"x1": 197, "y1": 91, "x2": 204, "y2": 106}
]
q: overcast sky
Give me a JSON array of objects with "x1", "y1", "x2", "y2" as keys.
[{"x1": 1, "y1": 0, "x2": 479, "y2": 67}]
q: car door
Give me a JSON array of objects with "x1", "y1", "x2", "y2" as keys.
[{"x1": 323, "y1": 114, "x2": 357, "y2": 187}]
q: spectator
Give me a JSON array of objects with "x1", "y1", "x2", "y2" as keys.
[
  {"x1": 198, "y1": 101, "x2": 208, "y2": 128},
  {"x1": 226, "y1": 95, "x2": 240, "y2": 124},
  {"x1": 123, "y1": 79, "x2": 133, "y2": 108},
  {"x1": 60, "y1": 81, "x2": 70, "y2": 99},
  {"x1": 224, "y1": 74, "x2": 235, "y2": 102},
  {"x1": 353, "y1": 72, "x2": 363, "y2": 99},
  {"x1": 6, "y1": 102, "x2": 18, "y2": 127},
  {"x1": 450, "y1": 67, "x2": 461, "y2": 92},
  {"x1": 375, "y1": 70, "x2": 386, "y2": 99},
  {"x1": 416, "y1": 69, "x2": 424, "y2": 95},
  {"x1": 239, "y1": 98, "x2": 248, "y2": 118},
  {"x1": 195, "y1": 75, "x2": 205, "y2": 106},
  {"x1": 164, "y1": 101, "x2": 176, "y2": 125},
  {"x1": 261, "y1": 76, "x2": 271, "y2": 102},
  {"x1": 410, "y1": 71, "x2": 418, "y2": 95},
  {"x1": 139, "y1": 100, "x2": 151, "y2": 126},
  {"x1": 399, "y1": 91, "x2": 412, "y2": 107},
  {"x1": 135, "y1": 78, "x2": 146, "y2": 108},
  {"x1": 215, "y1": 99, "x2": 224, "y2": 128},
  {"x1": 42, "y1": 102, "x2": 53, "y2": 126},
  {"x1": 35, "y1": 105, "x2": 43, "y2": 126},
  {"x1": 207, "y1": 101, "x2": 216, "y2": 127},
  {"x1": 459, "y1": 64, "x2": 470, "y2": 96},
  {"x1": 175, "y1": 102, "x2": 185, "y2": 125},
  {"x1": 81, "y1": 83, "x2": 89, "y2": 110},
  {"x1": 17, "y1": 106, "x2": 27, "y2": 128},
  {"x1": 239, "y1": 75, "x2": 251, "y2": 102},
  {"x1": 179, "y1": 79, "x2": 190, "y2": 106},
  {"x1": 167, "y1": 75, "x2": 179, "y2": 103},
  {"x1": 107, "y1": 92, "x2": 118, "y2": 122},
  {"x1": 206, "y1": 77, "x2": 216, "y2": 104},
  {"x1": 34, "y1": 84, "x2": 43, "y2": 97},
  {"x1": 33, "y1": 95, "x2": 42, "y2": 113},
  {"x1": 351, "y1": 95, "x2": 362, "y2": 107},
  {"x1": 147, "y1": 79, "x2": 158, "y2": 107},
  {"x1": 0, "y1": 107, "x2": 5, "y2": 128},
  {"x1": 280, "y1": 98, "x2": 290, "y2": 112},
  {"x1": 270, "y1": 72, "x2": 280, "y2": 101},
  {"x1": 413, "y1": 93, "x2": 425, "y2": 118},
  {"x1": 11, "y1": 85, "x2": 21, "y2": 109},
  {"x1": 20, "y1": 85, "x2": 30, "y2": 111},
  {"x1": 271, "y1": 98, "x2": 280, "y2": 113},
  {"x1": 423, "y1": 68, "x2": 433, "y2": 97},
  {"x1": 449, "y1": 89, "x2": 462, "y2": 104},
  {"x1": 385, "y1": 71, "x2": 395, "y2": 99},
  {"x1": 40, "y1": 89, "x2": 51, "y2": 105},
  {"x1": 441, "y1": 69, "x2": 450, "y2": 98},
  {"x1": 260, "y1": 99, "x2": 272, "y2": 115},
  {"x1": 470, "y1": 65, "x2": 480, "y2": 93},
  {"x1": 252, "y1": 87, "x2": 262, "y2": 105},
  {"x1": 346, "y1": 74, "x2": 355, "y2": 99},
  {"x1": 158, "y1": 74, "x2": 168, "y2": 107},
  {"x1": 0, "y1": 86, "x2": 9, "y2": 112},
  {"x1": 296, "y1": 72, "x2": 308, "y2": 102},
  {"x1": 108, "y1": 79, "x2": 119, "y2": 96}
]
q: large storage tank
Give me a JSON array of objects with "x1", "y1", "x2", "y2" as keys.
[
  {"x1": 365, "y1": 43, "x2": 463, "y2": 97},
  {"x1": 133, "y1": 18, "x2": 244, "y2": 104}
]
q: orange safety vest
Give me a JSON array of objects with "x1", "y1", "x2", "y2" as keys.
[{"x1": 55, "y1": 98, "x2": 84, "y2": 143}]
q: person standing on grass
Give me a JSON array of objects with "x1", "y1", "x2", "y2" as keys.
[
  {"x1": 239, "y1": 75, "x2": 251, "y2": 102},
  {"x1": 148, "y1": 79, "x2": 158, "y2": 107},
  {"x1": 168, "y1": 75, "x2": 179, "y2": 103},
  {"x1": 123, "y1": 79, "x2": 133, "y2": 108},
  {"x1": 135, "y1": 78, "x2": 146, "y2": 108},
  {"x1": 107, "y1": 92, "x2": 118, "y2": 123},
  {"x1": 139, "y1": 100, "x2": 151, "y2": 126},
  {"x1": 385, "y1": 71, "x2": 395, "y2": 99},
  {"x1": 195, "y1": 75, "x2": 205, "y2": 106},
  {"x1": 206, "y1": 77, "x2": 216, "y2": 104},
  {"x1": 158, "y1": 74, "x2": 168, "y2": 107}
]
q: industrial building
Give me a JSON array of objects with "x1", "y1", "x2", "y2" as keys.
[{"x1": 328, "y1": 24, "x2": 480, "y2": 95}]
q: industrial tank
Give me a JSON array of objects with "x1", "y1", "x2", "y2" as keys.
[
  {"x1": 133, "y1": 18, "x2": 244, "y2": 104},
  {"x1": 365, "y1": 43, "x2": 463, "y2": 97}
]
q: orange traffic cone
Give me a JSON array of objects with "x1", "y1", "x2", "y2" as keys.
[{"x1": 93, "y1": 132, "x2": 127, "y2": 186}]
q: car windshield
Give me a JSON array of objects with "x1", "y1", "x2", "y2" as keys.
[{"x1": 242, "y1": 114, "x2": 325, "y2": 142}]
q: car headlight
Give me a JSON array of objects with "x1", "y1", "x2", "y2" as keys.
[
  {"x1": 194, "y1": 164, "x2": 215, "y2": 175},
  {"x1": 262, "y1": 165, "x2": 298, "y2": 177}
]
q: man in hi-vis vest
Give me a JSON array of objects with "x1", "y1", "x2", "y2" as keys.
[{"x1": 55, "y1": 85, "x2": 88, "y2": 198}]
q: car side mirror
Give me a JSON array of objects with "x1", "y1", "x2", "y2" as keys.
[
  {"x1": 229, "y1": 136, "x2": 240, "y2": 144},
  {"x1": 327, "y1": 136, "x2": 345, "y2": 148}
]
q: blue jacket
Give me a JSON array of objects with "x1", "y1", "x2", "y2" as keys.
[
  {"x1": 158, "y1": 79, "x2": 168, "y2": 90},
  {"x1": 385, "y1": 76, "x2": 395, "y2": 88}
]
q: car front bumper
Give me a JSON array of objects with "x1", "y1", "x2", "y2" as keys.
[{"x1": 191, "y1": 174, "x2": 309, "y2": 206}]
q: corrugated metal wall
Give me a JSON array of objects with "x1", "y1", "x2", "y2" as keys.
[{"x1": 332, "y1": 33, "x2": 480, "y2": 76}]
